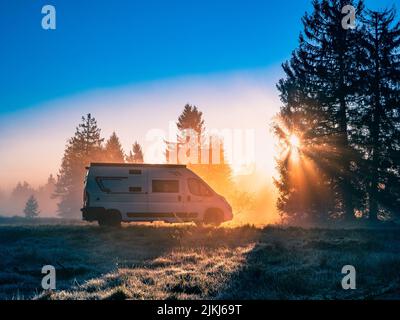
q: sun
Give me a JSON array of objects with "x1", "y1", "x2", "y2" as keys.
[{"x1": 289, "y1": 134, "x2": 300, "y2": 149}]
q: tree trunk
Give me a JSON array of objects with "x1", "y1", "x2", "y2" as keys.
[{"x1": 368, "y1": 16, "x2": 381, "y2": 222}]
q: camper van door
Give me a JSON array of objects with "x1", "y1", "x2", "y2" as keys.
[{"x1": 147, "y1": 169, "x2": 184, "y2": 216}]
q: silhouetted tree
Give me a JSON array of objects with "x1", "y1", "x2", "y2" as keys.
[
  {"x1": 273, "y1": 0, "x2": 400, "y2": 224},
  {"x1": 54, "y1": 114, "x2": 104, "y2": 218},
  {"x1": 8, "y1": 181, "x2": 36, "y2": 215},
  {"x1": 126, "y1": 141, "x2": 144, "y2": 163},
  {"x1": 11, "y1": 181, "x2": 35, "y2": 201},
  {"x1": 177, "y1": 104, "x2": 205, "y2": 134},
  {"x1": 36, "y1": 174, "x2": 57, "y2": 216},
  {"x1": 24, "y1": 195, "x2": 40, "y2": 218},
  {"x1": 166, "y1": 105, "x2": 242, "y2": 214},
  {"x1": 359, "y1": 8, "x2": 400, "y2": 220},
  {"x1": 188, "y1": 136, "x2": 233, "y2": 195},
  {"x1": 103, "y1": 132, "x2": 125, "y2": 163},
  {"x1": 170, "y1": 104, "x2": 205, "y2": 164}
]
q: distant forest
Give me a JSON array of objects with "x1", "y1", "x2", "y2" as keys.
[
  {"x1": 50, "y1": 106, "x2": 273, "y2": 222},
  {"x1": 0, "y1": 104, "x2": 275, "y2": 224}
]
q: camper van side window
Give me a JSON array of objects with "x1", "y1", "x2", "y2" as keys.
[
  {"x1": 152, "y1": 180, "x2": 179, "y2": 193},
  {"x1": 129, "y1": 186, "x2": 142, "y2": 193},
  {"x1": 96, "y1": 177, "x2": 128, "y2": 193},
  {"x1": 188, "y1": 179, "x2": 213, "y2": 197}
]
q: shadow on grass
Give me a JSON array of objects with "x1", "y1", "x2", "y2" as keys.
[
  {"x1": 0, "y1": 222, "x2": 261, "y2": 299},
  {"x1": 218, "y1": 227, "x2": 400, "y2": 300}
]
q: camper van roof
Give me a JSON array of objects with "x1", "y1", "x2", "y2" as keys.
[{"x1": 89, "y1": 163, "x2": 187, "y2": 169}]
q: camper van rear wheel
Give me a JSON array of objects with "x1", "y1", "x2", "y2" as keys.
[
  {"x1": 98, "y1": 210, "x2": 122, "y2": 227},
  {"x1": 203, "y1": 209, "x2": 223, "y2": 226}
]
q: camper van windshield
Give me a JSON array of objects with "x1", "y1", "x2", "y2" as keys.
[{"x1": 188, "y1": 178, "x2": 213, "y2": 197}]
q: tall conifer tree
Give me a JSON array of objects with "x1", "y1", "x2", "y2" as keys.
[{"x1": 54, "y1": 114, "x2": 104, "y2": 218}]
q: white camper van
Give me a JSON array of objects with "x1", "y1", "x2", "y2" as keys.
[{"x1": 81, "y1": 163, "x2": 233, "y2": 226}]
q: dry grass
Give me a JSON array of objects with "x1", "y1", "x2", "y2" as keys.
[{"x1": 0, "y1": 219, "x2": 399, "y2": 300}]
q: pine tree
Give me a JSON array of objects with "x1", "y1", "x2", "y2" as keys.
[
  {"x1": 36, "y1": 174, "x2": 57, "y2": 216},
  {"x1": 103, "y1": 132, "x2": 125, "y2": 163},
  {"x1": 305, "y1": 0, "x2": 367, "y2": 221},
  {"x1": 175, "y1": 104, "x2": 205, "y2": 164},
  {"x1": 177, "y1": 104, "x2": 205, "y2": 133},
  {"x1": 274, "y1": 0, "x2": 368, "y2": 223},
  {"x1": 360, "y1": 8, "x2": 400, "y2": 220},
  {"x1": 126, "y1": 141, "x2": 144, "y2": 163},
  {"x1": 9, "y1": 181, "x2": 36, "y2": 215},
  {"x1": 173, "y1": 105, "x2": 237, "y2": 204},
  {"x1": 274, "y1": 1, "x2": 400, "y2": 224},
  {"x1": 11, "y1": 181, "x2": 35, "y2": 201},
  {"x1": 47, "y1": 174, "x2": 56, "y2": 186},
  {"x1": 24, "y1": 195, "x2": 40, "y2": 218},
  {"x1": 54, "y1": 114, "x2": 104, "y2": 218},
  {"x1": 188, "y1": 136, "x2": 233, "y2": 196}
]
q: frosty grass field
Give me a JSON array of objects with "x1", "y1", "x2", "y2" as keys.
[{"x1": 0, "y1": 217, "x2": 399, "y2": 300}]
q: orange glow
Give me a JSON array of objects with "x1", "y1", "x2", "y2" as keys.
[
  {"x1": 289, "y1": 134, "x2": 300, "y2": 149},
  {"x1": 287, "y1": 134, "x2": 300, "y2": 163}
]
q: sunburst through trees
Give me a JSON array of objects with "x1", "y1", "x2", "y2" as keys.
[{"x1": 273, "y1": 0, "x2": 400, "y2": 224}]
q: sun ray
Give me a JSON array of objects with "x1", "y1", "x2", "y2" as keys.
[{"x1": 289, "y1": 134, "x2": 300, "y2": 149}]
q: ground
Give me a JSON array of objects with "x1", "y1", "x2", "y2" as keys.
[{"x1": 0, "y1": 217, "x2": 399, "y2": 300}]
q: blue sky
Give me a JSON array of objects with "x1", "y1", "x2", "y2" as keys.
[
  {"x1": 0, "y1": 0, "x2": 396, "y2": 113},
  {"x1": 0, "y1": 0, "x2": 316, "y2": 113},
  {"x1": 0, "y1": 0, "x2": 397, "y2": 189}
]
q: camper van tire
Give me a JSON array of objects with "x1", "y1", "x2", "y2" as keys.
[
  {"x1": 98, "y1": 210, "x2": 122, "y2": 227},
  {"x1": 203, "y1": 208, "x2": 224, "y2": 226}
]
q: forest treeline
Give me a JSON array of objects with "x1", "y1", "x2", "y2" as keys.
[
  {"x1": 274, "y1": 0, "x2": 400, "y2": 223},
  {"x1": 51, "y1": 106, "x2": 274, "y2": 222},
  {"x1": 54, "y1": 114, "x2": 144, "y2": 217},
  {"x1": 1, "y1": 105, "x2": 276, "y2": 223},
  {"x1": 0, "y1": 120, "x2": 144, "y2": 217},
  {"x1": 0, "y1": 177, "x2": 57, "y2": 217}
]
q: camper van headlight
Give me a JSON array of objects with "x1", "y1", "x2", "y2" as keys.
[
  {"x1": 84, "y1": 191, "x2": 90, "y2": 207},
  {"x1": 227, "y1": 201, "x2": 232, "y2": 212},
  {"x1": 221, "y1": 196, "x2": 231, "y2": 212}
]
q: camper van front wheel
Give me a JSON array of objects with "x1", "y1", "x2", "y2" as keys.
[
  {"x1": 98, "y1": 210, "x2": 122, "y2": 227},
  {"x1": 203, "y1": 209, "x2": 224, "y2": 226}
]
